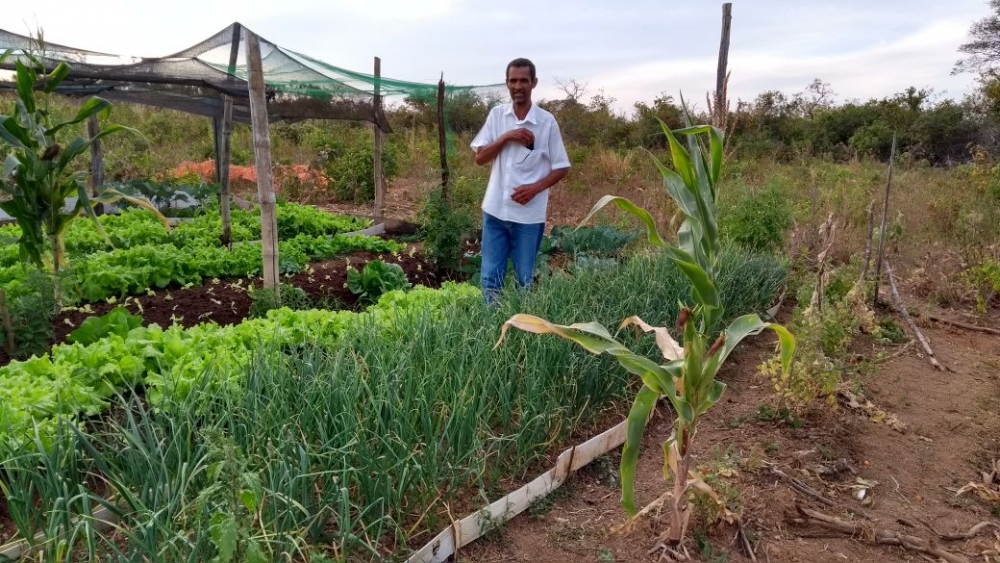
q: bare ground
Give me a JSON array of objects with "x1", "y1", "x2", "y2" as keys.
[{"x1": 456, "y1": 306, "x2": 1000, "y2": 563}]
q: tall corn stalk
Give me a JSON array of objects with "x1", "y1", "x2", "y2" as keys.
[
  {"x1": 498, "y1": 114, "x2": 795, "y2": 555},
  {"x1": 0, "y1": 49, "x2": 166, "y2": 305}
]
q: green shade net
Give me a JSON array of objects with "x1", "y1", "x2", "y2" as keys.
[{"x1": 0, "y1": 22, "x2": 503, "y2": 133}]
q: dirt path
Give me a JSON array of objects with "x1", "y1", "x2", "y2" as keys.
[{"x1": 459, "y1": 316, "x2": 1000, "y2": 563}]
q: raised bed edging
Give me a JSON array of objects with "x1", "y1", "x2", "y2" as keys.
[
  {"x1": 0, "y1": 417, "x2": 627, "y2": 562},
  {"x1": 406, "y1": 419, "x2": 628, "y2": 563}
]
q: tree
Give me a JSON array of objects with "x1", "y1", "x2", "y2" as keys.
[
  {"x1": 955, "y1": 0, "x2": 1000, "y2": 76},
  {"x1": 795, "y1": 78, "x2": 836, "y2": 118}
]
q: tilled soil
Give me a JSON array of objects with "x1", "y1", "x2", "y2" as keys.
[{"x1": 2, "y1": 248, "x2": 451, "y2": 368}]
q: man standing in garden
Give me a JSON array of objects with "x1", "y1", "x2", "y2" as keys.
[{"x1": 471, "y1": 57, "x2": 570, "y2": 304}]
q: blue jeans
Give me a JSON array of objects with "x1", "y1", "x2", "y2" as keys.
[{"x1": 481, "y1": 212, "x2": 545, "y2": 304}]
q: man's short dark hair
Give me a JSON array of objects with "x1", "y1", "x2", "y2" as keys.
[{"x1": 506, "y1": 58, "x2": 536, "y2": 81}]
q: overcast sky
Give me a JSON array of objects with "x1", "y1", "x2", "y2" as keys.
[{"x1": 2, "y1": 0, "x2": 994, "y2": 112}]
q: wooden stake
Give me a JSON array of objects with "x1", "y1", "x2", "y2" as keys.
[
  {"x1": 227, "y1": 23, "x2": 242, "y2": 77},
  {"x1": 872, "y1": 133, "x2": 897, "y2": 306},
  {"x1": 437, "y1": 74, "x2": 450, "y2": 199},
  {"x1": 373, "y1": 56, "x2": 385, "y2": 218},
  {"x1": 216, "y1": 97, "x2": 234, "y2": 249},
  {"x1": 87, "y1": 113, "x2": 104, "y2": 215},
  {"x1": 245, "y1": 31, "x2": 280, "y2": 291},
  {"x1": 0, "y1": 288, "x2": 15, "y2": 355},
  {"x1": 859, "y1": 200, "x2": 875, "y2": 283},
  {"x1": 715, "y1": 3, "x2": 733, "y2": 128},
  {"x1": 218, "y1": 23, "x2": 241, "y2": 249},
  {"x1": 885, "y1": 261, "x2": 943, "y2": 371}
]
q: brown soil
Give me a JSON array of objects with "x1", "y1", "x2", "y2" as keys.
[
  {"x1": 459, "y1": 307, "x2": 1000, "y2": 563},
  {"x1": 1, "y1": 247, "x2": 447, "y2": 368}
]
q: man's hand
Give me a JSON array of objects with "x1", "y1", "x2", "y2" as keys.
[
  {"x1": 474, "y1": 128, "x2": 535, "y2": 165},
  {"x1": 504, "y1": 128, "x2": 535, "y2": 147},
  {"x1": 511, "y1": 183, "x2": 542, "y2": 205}
]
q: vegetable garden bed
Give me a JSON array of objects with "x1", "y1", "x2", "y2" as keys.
[
  {"x1": 0, "y1": 249, "x2": 447, "y2": 368},
  {"x1": 0, "y1": 242, "x2": 787, "y2": 561}
]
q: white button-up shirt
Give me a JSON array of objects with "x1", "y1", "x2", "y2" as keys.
[{"x1": 470, "y1": 102, "x2": 571, "y2": 224}]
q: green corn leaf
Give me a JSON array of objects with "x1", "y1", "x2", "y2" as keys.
[
  {"x1": 43, "y1": 63, "x2": 71, "y2": 94},
  {"x1": 579, "y1": 195, "x2": 666, "y2": 248},
  {"x1": 676, "y1": 398, "x2": 694, "y2": 423},
  {"x1": 672, "y1": 125, "x2": 724, "y2": 187},
  {"x1": 708, "y1": 127, "x2": 724, "y2": 186},
  {"x1": 14, "y1": 60, "x2": 36, "y2": 116},
  {"x1": 0, "y1": 116, "x2": 32, "y2": 148},
  {"x1": 657, "y1": 162, "x2": 705, "y2": 234},
  {"x1": 499, "y1": 314, "x2": 676, "y2": 395},
  {"x1": 3, "y1": 153, "x2": 19, "y2": 178},
  {"x1": 607, "y1": 351, "x2": 675, "y2": 396},
  {"x1": 621, "y1": 384, "x2": 658, "y2": 515},
  {"x1": 703, "y1": 380, "x2": 727, "y2": 412},
  {"x1": 658, "y1": 118, "x2": 695, "y2": 189},
  {"x1": 703, "y1": 314, "x2": 797, "y2": 381},
  {"x1": 666, "y1": 247, "x2": 720, "y2": 309},
  {"x1": 45, "y1": 97, "x2": 112, "y2": 137}
]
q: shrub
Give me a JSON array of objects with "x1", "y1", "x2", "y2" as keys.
[
  {"x1": 418, "y1": 189, "x2": 475, "y2": 273},
  {"x1": 321, "y1": 141, "x2": 399, "y2": 203},
  {"x1": 720, "y1": 180, "x2": 793, "y2": 252},
  {"x1": 0, "y1": 270, "x2": 57, "y2": 359}
]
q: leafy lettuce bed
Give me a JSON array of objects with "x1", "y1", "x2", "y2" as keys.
[
  {"x1": 0, "y1": 204, "x2": 399, "y2": 302},
  {"x1": 0, "y1": 282, "x2": 480, "y2": 451}
]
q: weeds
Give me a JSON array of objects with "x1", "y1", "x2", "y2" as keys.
[
  {"x1": 247, "y1": 284, "x2": 311, "y2": 318},
  {"x1": 720, "y1": 178, "x2": 793, "y2": 253}
]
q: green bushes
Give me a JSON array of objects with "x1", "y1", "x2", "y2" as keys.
[
  {"x1": 314, "y1": 129, "x2": 400, "y2": 203},
  {"x1": 418, "y1": 188, "x2": 476, "y2": 272},
  {"x1": 720, "y1": 179, "x2": 794, "y2": 252},
  {"x1": 0, "y1": 270, "x2": 57, "y2": 359}
]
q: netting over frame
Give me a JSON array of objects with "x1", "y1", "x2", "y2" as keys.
[{"x1": 0, "y1": 23, "x2": 502, "y2": 131}]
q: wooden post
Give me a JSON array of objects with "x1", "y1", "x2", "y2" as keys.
[
  {"x1": 437, "y1": 74, "x2": 450, "y2": 199},
  {"x1": 215, "y1": 97, "x2": 234, "y2": 249},
  {"x1": 0, "y1": 288, "x2": 15, "y2": 355},
  {"x1": 872, "y1": 132, "x2": 897, "y2": 306},
  {"x1": 859, "y1": 200, "x2": 876, "y2": 283},
  {"x1": 87, "y1": 113, "x2": 104, "y2": 215},
  {"x1": 245, "y1": 31, "x2": 280, "y2": 291},
  {"x1": 714, "y1": 3, "x2": 733, "y2": 127},
  {"x1": 227, "y1": 23, "x2": 242, "y2": 76},
  {"x1": 218, "y1": 23, "x2": 241, "y2": 249},
  {"x1": 373, "y1": 56, "x2": 385, "y2": 218}
]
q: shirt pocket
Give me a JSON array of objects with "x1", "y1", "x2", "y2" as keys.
[{"x1": 513, "y1": 149, "x2": 544, "y2": 172}]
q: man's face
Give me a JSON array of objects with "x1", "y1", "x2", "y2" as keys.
[{"x1": 506, "y1": 66, "x2": 537, "y2": 104}]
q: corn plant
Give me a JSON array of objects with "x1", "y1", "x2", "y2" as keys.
[
  {"x1": 498, "y1": 118, "x2": 795, "y2": 554},
  {"x1": 0, "y1": 49, "x2": 165, "y2": 304}
]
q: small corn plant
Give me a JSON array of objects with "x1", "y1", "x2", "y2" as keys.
[
  {"x1": 0, "y1": 49, "x2": 166, "y2": 304},
  {"x1": 498, "y1": 117, "x2": 795, "y2": 555}
]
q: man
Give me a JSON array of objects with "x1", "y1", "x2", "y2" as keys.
[{"x1": 470, "y1": 57, "x2": 570, "y2": 304}]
